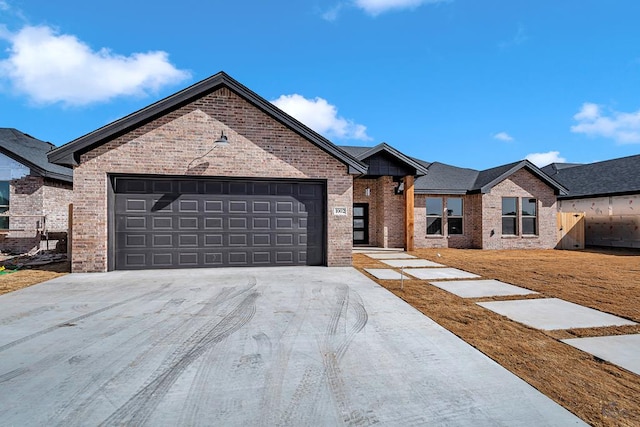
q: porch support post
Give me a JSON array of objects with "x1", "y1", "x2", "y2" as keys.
[{"x1": 404, "y1": 175, "x2": 415, "y2": 251}]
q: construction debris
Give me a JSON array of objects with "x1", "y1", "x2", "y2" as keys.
[{"x1": 0, "y1": 249, "x2": 68, "y2": 270}]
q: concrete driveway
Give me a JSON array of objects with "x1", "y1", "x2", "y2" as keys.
[{"x1": 0, "y1": 267, "x2": 583, "y2": 426}]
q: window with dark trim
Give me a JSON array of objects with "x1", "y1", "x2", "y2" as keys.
[
  {"x1": 502, "y1": 197, "x2": 517, "y2": 235},
  {"x1": 426, "y1": 197, "x2": 442, "y2": 235},
  {"x1": 0, "y1": 181, "x2": 9, "y2": 230},
  {"x1": 447, "y1": 197, "x2": 463, "y2": 235},
  {"x1": 521, "y1": 198, "x2": 538, "y2": 235}
]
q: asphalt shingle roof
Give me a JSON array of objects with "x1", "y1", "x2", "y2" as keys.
[
  {"x1": 0, "y1": 128, "x2": 73, "y2": 182},
  {"x1": 542, "y1": 155, "x2": 640, "y2": 198},
  {"x1": 414, "y1": 162, "x2": 478, "y2": 194}
]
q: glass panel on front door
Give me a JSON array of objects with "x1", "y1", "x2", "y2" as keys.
[{"x1": 353, "y1": 203, "x2": 369, "y2": 244}]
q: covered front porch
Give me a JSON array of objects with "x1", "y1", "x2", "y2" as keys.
[{"x1": 341, "y1": 143, "x2": 428, "y2": 251}]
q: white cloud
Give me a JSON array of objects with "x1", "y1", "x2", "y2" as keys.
[
  {"x1": 525, "y1": 151, "x2": 566, "y2": 167},
  {"x1": 0, "y1": 25, "x2": 190, "y2": 106},
  {"x1": 354, "y1": 0, "x2": 447, "y2": 16},
  {"x1": 0, "y1": 1, "x2": 10, "y2": 11},
  {"x1": 494, "y1": 131, "x2": 514, "y2": 142},
  {"x1": 272, "y1": 93, "x2": 371, "y2": 141},
  {"x1": 571, "y1": 102, "x2": 640, "y2": 144}
]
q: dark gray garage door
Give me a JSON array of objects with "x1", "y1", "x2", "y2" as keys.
[{"x1": 111, "y1": 177, "x2": 325, "y2": 270}]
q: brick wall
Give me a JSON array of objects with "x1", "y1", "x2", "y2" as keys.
[
  {"x1": 43, "y1": 179, "x2": 73, "y2": 232},
  {"x1": 481, "y1": 168, "x2": 557, "y2": 249},
  {"x1": 375, "y1": 176, "x2": 404, "y2": 248},
  {"x1": 414, "y1": 194, "x2": 481, "y2": 249},
  {"x1": 411, "y1": 170, "x2": 556, "y2": 250},
  {"x1": 72, "y1": 87, "x2": 353, "y2": 272},
  {"x1": 0, "y1": 176, "x2": 73, "y2": 254},
  {"x1": 0, "y1": 175, "x2": 43, "y2": 253}
]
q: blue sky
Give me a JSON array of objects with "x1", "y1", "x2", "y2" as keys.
[{"x1": 1, "y1": 0, "x2": 639, "y2": 170}]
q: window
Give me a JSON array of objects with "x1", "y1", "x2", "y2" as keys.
[
  {"x1": 521, "y1": 198, "x2": 537, "y2": 235},
  {"x1": 426, "y1": 197, "x2": 442, "y2": 235},
  {"x1": 0, "y1": 181, "x2": 8, "y2": 229},
  {"x1": 502, "y1": 197, "x2": 517, "y2": 235},
  {"x1": 502, "y1": 197, "x2": 538, "y2": 236},
  {"x1": 447, "y1": 198, "x2": 463, "y2": 234}
]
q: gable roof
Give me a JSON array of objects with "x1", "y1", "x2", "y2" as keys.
[
  {"x1": 0, "y1": 128, "x2": 73, "y2": 183},
  {"x1": 415, "y1": 159, "x2": 567, "y2": 195},
  {"x1": 542, "y1": 154, "x2": 640, "y2": 199},
  {"x1": 339, "y1": 143, "x2": 429, "y2": 176},
  {"x1": 48, "y1": 72, "x2": 367, "y2": 174}
]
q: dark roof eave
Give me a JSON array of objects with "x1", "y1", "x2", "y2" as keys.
[
  {"x1": 0, "y1": 147, "x2": 73, "y2": 182},
  {"x1": 48, "y1": 72, "x2": 367, "y2": 174}
]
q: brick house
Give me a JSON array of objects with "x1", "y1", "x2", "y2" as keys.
[
  {"x1": 0, "y1": 128, "x2": 74, "y2": 253},
  {"x1": 343, "y1": 147, "x2": 567, "y2": 251},
  {"x1": 48, "y1": 72, "x2": 565, "y2": 272}
]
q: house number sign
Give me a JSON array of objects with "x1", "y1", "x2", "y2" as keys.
[{"x1": 333, "y1": 207, "x2": 348, "y2": 216}]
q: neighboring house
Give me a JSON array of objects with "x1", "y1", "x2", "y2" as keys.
[
  {"x1": 0, "y1": 128, "x2": 74, "y2": 253},
  {"x1": 343, "y1": 147, "x2": 567, "y2": 250},
  {"x1": 543, "y1": 155, "x2": 640, "y2": 249},
  {"x1": 48, "y1": 72, "x2": 566, "y2": 273}
]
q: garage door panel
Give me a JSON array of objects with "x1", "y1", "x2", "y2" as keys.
[{"x1": 113, "y1": 177, "x2": 325, "y2": 270}]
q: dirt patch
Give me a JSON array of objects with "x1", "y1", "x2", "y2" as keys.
[{"x1": 353, "y1": 248, "x2": 640, "y2": 427}]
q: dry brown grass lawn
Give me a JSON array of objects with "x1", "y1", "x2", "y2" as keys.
[
  {"x1": 354, "y1": 248, "x2": 640, "y2": 427},
  {"x1": 0, "y1": 262, "x2": 69, "y2": 295}
]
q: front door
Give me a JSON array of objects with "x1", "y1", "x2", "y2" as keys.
[{"x1": 353, "y1": 203, "x2": 369, "y2": 245}]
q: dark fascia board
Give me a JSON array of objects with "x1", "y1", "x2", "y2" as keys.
[
  {"x1": 357, "y1": 143, "x2": 429, "y2": 176},
  {"x1": 414, "y1": 189, "x2": 468, "y2": 195},
  {"x1": 0, "y1": 146, "x2": 73, "y2": 183},
  {"x1": 48, "y1": 72, "x2": 367, "y2": 174},
  {"x1": 478, "y1": 160, "x2": 568, "y2": 195}
]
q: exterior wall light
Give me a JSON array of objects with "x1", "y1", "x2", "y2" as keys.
[
  {"x1": 365, "y1": 187, "x2": 371, "y2": 196},
  {"x1": 214, "y1": 131, "x2": 229, "y2": 145}
]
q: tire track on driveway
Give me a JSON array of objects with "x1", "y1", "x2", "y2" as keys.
[
  {"x1": 52, "y1": 284, "x2": 254, "y2": 426},
  {"x1": 321, "y1": 285, "x2": 372, "y2": 426},
  {"x1": 100, "y1": 288, "x2": 259, "y2": 426},
  {"x1": 0, "y1": 285, "x2": 171, "y2": 353}
]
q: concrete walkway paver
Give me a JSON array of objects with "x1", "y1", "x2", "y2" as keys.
[
  {"x1": 478, "y1": 298, "x2": 637, "y2": 330},
  {"x1": 0, "y1": 267, "x2": 583, "y2": 426},
  {"x1": 380, "y1": 259, "x2": 444, "y2": 268},
  {"x1": 364, "y1": 268, "x2": 411, "y2": 280},
  {"x1": 429, "y1": 279, "x2": 538, "y2": 298},
  {"x1": 405, "y1": 267, "x2": 481, "y2": 280},
  {"x1": 562, "y1": 334, "x2": 640, "y2": 376},
  {"x1": 364, "y1": 252, "x2": 417, "y2": 259}
]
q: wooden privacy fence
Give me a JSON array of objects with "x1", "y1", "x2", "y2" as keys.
[{"x1": 557, "y1": 212, "x2": 585, "y2": 250}]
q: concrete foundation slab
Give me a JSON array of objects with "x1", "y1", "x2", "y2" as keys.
[
  {"x1": 477, "y1": 298, "x2": 637, "y2": 330},
  {"x1": 404, "y1": 268, "x2": 481, "y2": 280},
  {"x1": 381, "y1": 259, "x2": 444, "y2": 268},
  {"x1": 562, "y1": 334, "x2": 640, "y2": 376},
  {"x1": 364, "y1": 268, "x2": 411, "y2": 280},
  {"x1": 364, "y1": 253, "x2": 417, "y2": 259},
  {"x1": 429, "y1": 279, "x2": 538, "y2": 298}
]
